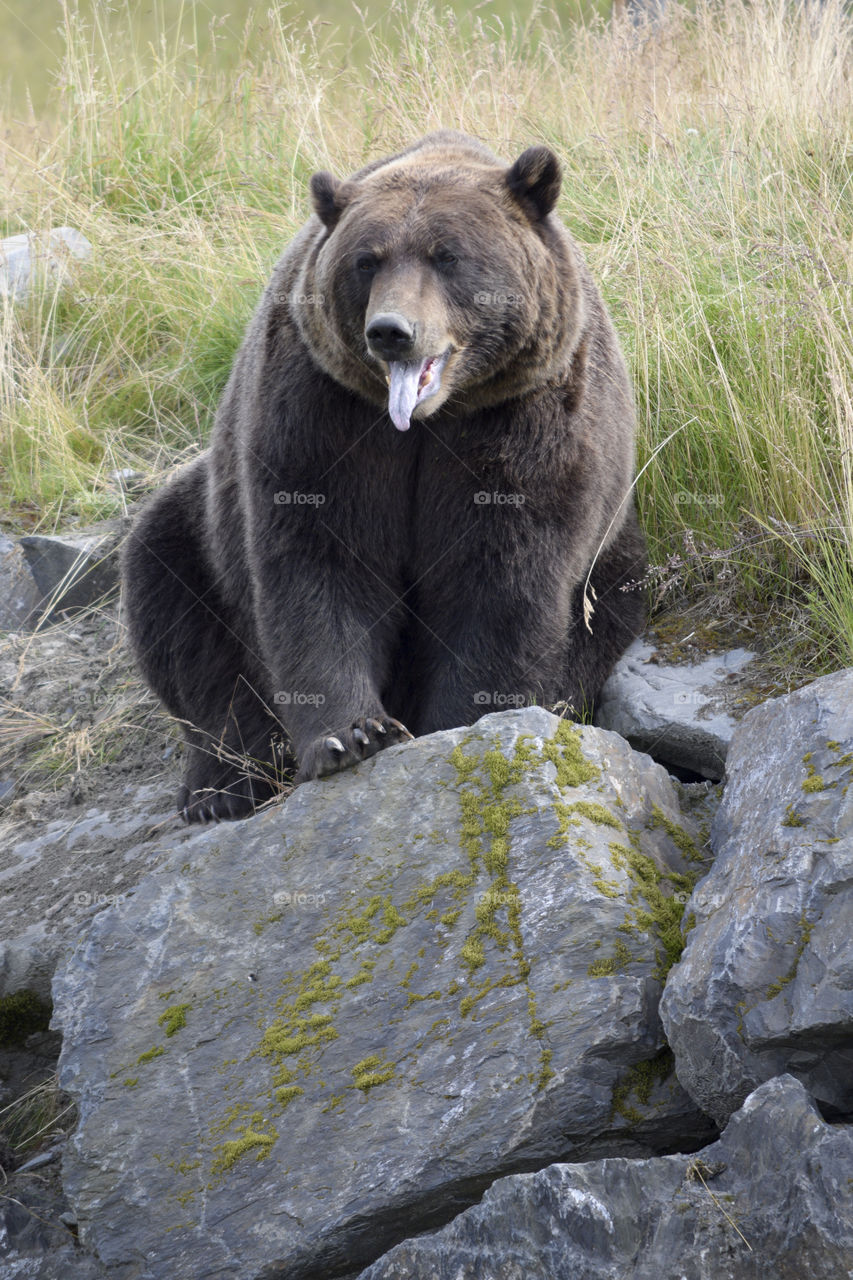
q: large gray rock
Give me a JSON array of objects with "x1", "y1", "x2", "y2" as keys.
[
  {"x1": 0, "y1": 227, "x2": 91, "y2": 301},
  {"x1": 19, "y1": 525, "x2": 122, "y2": 617},
  {"x1": 595, "y1": 638, "x2": 758, "y2": 779},
  {"x1": 357, "y1": 1074, "x2": 853, "y2": 1279},
  {"x1": 660, "y1": 669, "x2": 853, "y2": 1124},
  {"x1": 53, "y1": 709, "x2": 711, "y2": 1280}
]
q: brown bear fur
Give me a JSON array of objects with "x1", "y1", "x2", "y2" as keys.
[{"x1": 122, "y1": 131, "x2": 646, "y2": 821}]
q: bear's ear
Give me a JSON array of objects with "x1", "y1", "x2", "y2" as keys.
[
  {"x1": 310, "y1": 170, "x2": 347, "y2": 231},
  {"x1": 505, "y1": 146, "x2": 562, "y2": 221}
]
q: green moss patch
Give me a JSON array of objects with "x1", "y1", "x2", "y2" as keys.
[
  {"x1": 766, "y1": 910, "x2": 815, "y2": 999},
  {"x1": 539, "y1": 719, "x2": 600, "y2": 789},
  {"x1": 211, "y1": 1122, "x2": 277, "y2": 1173},
  {"x1": 137, "y1": 1045, "x2": 165, "y2": 1065},
  {"x1": 611, "y1": 1049, "x2": 676, "y2": 1124},
  {"x1": 351, "y1": 1054, "x2": 396, "y2": 1093},
  {"x1": 157, "y1": 1003, "x2": 191, "y2": 1037},
  {"x1": 0, "y1": 990, "x2": 51, "y2": 1046},
  {"x1": 448, "y1": 729, "x2": 574, "y2": 1088},
  {"x1": 647, "y1": 806, "x2": 705, "y2": 863},
  {"x1": 588, "y1": 839, "x2": 698, "y2": 982},
  {"x1": 588, "y1": 937, "x2": 634, "y2": 977}
]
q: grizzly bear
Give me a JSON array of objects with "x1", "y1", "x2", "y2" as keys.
[{"x1": 123, "y1": 131, "x2": 646, "y2": 822}]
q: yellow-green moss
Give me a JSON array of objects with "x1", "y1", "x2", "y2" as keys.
[
  {"x1": 540, "y1": 719, "x2": 599, "y2": 789},
  {"x1": 157, "y1": 1003, "x2": 190, "y2": 1037},
  {"x1": 123, "y1": 1077, "x2": 139, "y2": 1088},
  {"x1": 321, "y1": 1092, "x2": 346, "y2": 1114},
  {"x1": 137, "y1": 1045, "x2": 165, "y2": 1065},
  {"x1": 211, "y1": 1124, "x2": 277, "y2": 1173},
  {"x1": 592, "y1": 841, "x2": 698, "y2": 982},
  {"x1": 548, "y1": 799, "x2": 623, "y2": 852},
  {"x1": 461, "y1": 937, "x2": 486, "y2": 970},
  {"x1": 611, "y1": 1049, "x2": 675, "y2": 1123},
  {"x1": 766, "y1": 910, "x2": 814, "y2": 999},
  {"x1": 647, "y1": 806, "x2": 705, "y2": 863},
  {"x1": 0, "y1": 990, "x2": 51, "y2": 1045},
  {"x1": 253, "y1": 911, "x2": 284, "y2": 935},
  {"x1": 375, "y1": 900, "x2": 407, "y2": 944},
  {"x1": 260, "y1": 1022, "x2": 338, "y2": 1059},
  {"x1": 351, "y1": 1054, "x2": 396, "y2": 1093},
  {"x1": 588, "y1": 937, "x2": 634, "y2": 977},
  {"x1": 568, "y1": 800, "x2": 622, "y2": 828},
  {"x1": 344, "y1": 960, "x2": 376, "y2": 989},
  {"x1": 782, "y1": 805, "x2": 806, "y2": 827},
  {"x1": 446, "y1": 729, "x2": 578, "y2": 1086},
  {"x1": 275, "y1": 1085, "x2": 304, "y2": 1107},
  {"x1": 334, "y1": 895, "x2": 408, "y2": 946}
]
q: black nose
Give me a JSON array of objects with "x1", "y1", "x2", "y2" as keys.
[{"x1": 365, "y1": 312, "x2": 416, "y2": 359}]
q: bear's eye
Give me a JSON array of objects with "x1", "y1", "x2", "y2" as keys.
[
  {"x1": 355, "y1": 252, "x2": 379, "y2": 276},
  {"x1": 432, "y1": 248, "x2": 458, "y2": 269}
]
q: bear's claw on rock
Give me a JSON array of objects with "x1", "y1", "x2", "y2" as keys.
[{"x1": 296, "y1": 715, "x2": 413, "y2": 782}]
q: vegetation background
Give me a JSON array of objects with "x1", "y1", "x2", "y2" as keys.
[{"x1": 1, "y1": 0, "x2": 851, "y2": 683}]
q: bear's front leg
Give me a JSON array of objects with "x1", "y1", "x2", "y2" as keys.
[
  {"x1": 407, "y1": 521, "x2": 581, "y2": 734},
  {"x1": 248, "y1": 499, "x2": 414, "y2": 784}
]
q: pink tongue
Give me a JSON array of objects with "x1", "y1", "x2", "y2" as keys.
[{"x1": 388, "y1": 361, "x2": 426, "y2": 432}]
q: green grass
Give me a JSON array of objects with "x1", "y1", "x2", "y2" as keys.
[{"x1": 1, "y1": 0, "x2": 851, "y2": 675}]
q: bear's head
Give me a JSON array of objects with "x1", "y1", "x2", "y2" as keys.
[{"x1": 293, "y1": 135, "x2": 585, "y2": 429}]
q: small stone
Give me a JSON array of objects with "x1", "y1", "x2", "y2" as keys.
[
  {"x1": 0, "y1": 226, "x2": 91, "y2": 301},
  {"x1": 19, "y1": 524, "x2": 122, "y2": 617},
  {"x1": 595, "y1": 638, "x2": 759, "y2": 780}
]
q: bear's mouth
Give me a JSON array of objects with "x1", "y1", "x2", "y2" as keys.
[{"x1": 386, "y1": 349, "x2": 451, "y2": 432}]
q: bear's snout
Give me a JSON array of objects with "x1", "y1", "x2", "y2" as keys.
[{"x1": 365, "y1": 311, "x2": 416, "y2": 360}]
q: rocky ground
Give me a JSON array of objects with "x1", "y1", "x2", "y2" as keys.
[{"x1": 1, "y1": 570, "x2": 850, "y2": 1279}]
